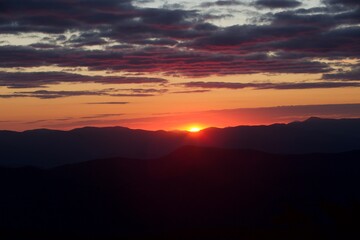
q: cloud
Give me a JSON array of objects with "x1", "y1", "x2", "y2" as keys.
[
  {"x1": 0, "y1": 0, "x2": 135, "y2": 34},
  {"x1": 0, "y1": 89, "x2": 158, "y2": 99},
  {"x1": 323, "y1": 0, "x2": 360, "y2": 7},
  {"x1": 180, "y1": 81, "x2": 360, "y2": 90},
  {"x1": 0, "y1": 90, "x2": 111, "y2": 99},
  {"x1": 200, "y1": 0, "x2": 244, "y2": 8},
  {"x1": 323, "y1": 66, "x2": 360, "y2": 81},
  {"x1": 0, "y1": 46, "x2": 332, "y2": 78},
  {"x1": 187, "y1": 22, "x2": 360, "y2": 59},
  {"x1": 124, "y1": 88, "x2": 168, "y2": 94},
  {"x1": 0, "y1": 0, "x2": 200, "y2": 46},
  {"x1": 268, "y1": 27, "x2": 360, "y2": 57},
  {"x1": 173, "y1": 90, "x2": 211, "y2": 94},
  {"x1": 24, "y1": 113, "x2": 124, "y2": 125},
  {"x1": 187, "y1": 24, "x2": 317, "y2": 50},
  {"x1": 254, "y1": 0, "x2": 302, "y2": 9},
  {"x1": 85, "y1": 101, "x2": 130, "y2": 105},
  {"x1": 79, "y1": 113, "x2": 124, "y2": 119},
  {"x1": 0, "y1": 0, "x2": 358, "y2": 81},
  {"x1": 0, "y1": 71, "x2": 167, "y2": 88}
]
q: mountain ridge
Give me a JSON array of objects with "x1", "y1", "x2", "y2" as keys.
[
  {"x1": 1, "y1": 117, "x2": 360, "y2": 167},
  {"x1": 1, "y1": 116, "x2": 359, "y2": 134}
]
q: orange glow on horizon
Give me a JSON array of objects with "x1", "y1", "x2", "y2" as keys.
[
  {"x1": 185, "y1": 125, "x2": 206, "y2": 132},
  {"x1": 189, "y1": 127, "x2": 201, "y2": 132}
]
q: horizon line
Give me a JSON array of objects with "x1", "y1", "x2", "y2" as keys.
[{"x1": 2, "y1": 116, "x2": 360, "y2": 134}]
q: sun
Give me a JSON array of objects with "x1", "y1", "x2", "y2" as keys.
[
  {"x1": 182, "y1": 124, "x2": 206, "y2": 133},
  {"x1": 189, "y1": 127, "x2": 201, "y2": 132},
  {"x1": 187, "y1": 125, "x2": 204, "y2": 132}
]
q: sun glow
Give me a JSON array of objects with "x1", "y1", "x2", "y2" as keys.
[
  {"x1": 187, "y1": 125, "x2": 204, "y2": 132},
  {"x1": 189, "y1": 127, "x2": 201, "y2": 132}
]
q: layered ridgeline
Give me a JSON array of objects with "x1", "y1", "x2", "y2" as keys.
[
  {"x1": 1, "y1": 117, "x2": 360, "y2": 167},
  {"x1": 0, "y1": 146, "x2": 359, "y2": 239}
]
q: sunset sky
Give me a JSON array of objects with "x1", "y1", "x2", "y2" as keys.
[{"x1": 0, "y1": 0, "x2": 359, "y2": 131}]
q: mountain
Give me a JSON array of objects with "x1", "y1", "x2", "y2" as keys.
[
  {"x1": 1, "y1": 117, "x2": 360, "y2": 167},
  {"x1": 0, "y1": 146, "x2": 359, "y2": 239},
  {"x1": 199, "y1": 117, "x2": 360, "y2": 153}
]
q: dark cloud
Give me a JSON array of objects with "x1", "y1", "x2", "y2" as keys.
[
  {"x1": 0, "y1": 46, "x2": 332, "y2": 77},
  {"x1": 185, "y1": 2, "x2": 360, "y2": 60},
  {"x1": 0, "y1": 0, "x2": 358, "y2": 82},
  {"x1": 173, "y1": 90, "x2": 211, "y2": 94},
  {"x1": 131, "y1": 38, "x2": 178, "y2": 46},
  {"x1": 187, "y1": 21, "x2": 360, "y2": 59},
  {"x1": 188, "y1": 24, "x2": 311, "y2": 49},
  {"x1": 0, "y1": 90, "x2": 110, "y2": 99},
  {"x1": 0, "y1": 0, "x2": 201, "y2": 49},
  {"x1": 254, "y1": 0, "x2": 302, "y2": 9},
  {"x1": 29, "y1": 43, "x2": 60, "y2": 49},
  {"x1": 124, "y1": 88, "x2": 168, "y2": 94},
  {"x1": 43, "y1": 119, "x2": 125, "y2": 129},
  {"x1": 85, "y1": 102, "x2": 130, "y2": 105},
  {"x1": 323, "y1": 0, "x2": 360, "y2": 7},
  {"x1": 0, "y1": 71, "x2": 167, "y2": 88},
  {"x1": 24, "y1": 119, "x2": 57, "y2": 124},
  {"x1": 79, "y1": 113, "x2": 124, "y2": 119},
  {"x1": 181, "y1": 81, "x2": 360, "y2": 90},
  {"x1": 268, "y1": 26, "x2": 360, "y2": 57},
  {"x1": 268, "y1": 2, "x2": 360, "y2": 29},
  {"x1": 0, "y1": 89, "x2": 158, "y2": 99},
  {"x1": 66, "y1": 32, "x2": 108, "y2": 47},
  {"x1": 0, "y1": 0, "x2": 135, "y2": 34},
  {"x1": 323, "y1": 66, "x2": 360, "y2": 81},
  {"x1": 200, "y1": 0, "x2": 243, "y2": 8},
  {"x1": 24, "y1": 113, "x2": 124, "y2": 125}
]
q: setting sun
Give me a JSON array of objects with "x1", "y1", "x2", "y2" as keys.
[{"x1": 188, "y1": 126, "x2": 202, "y2": 132}]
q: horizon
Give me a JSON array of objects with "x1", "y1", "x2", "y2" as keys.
[
  {"x1": 2, "y1": 102, "x2": 360, "y2": 131},
  {"x1": 2, "y1": 115, "x2": 360, "y2": 133}
]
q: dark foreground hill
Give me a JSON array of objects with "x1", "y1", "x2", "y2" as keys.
[
  {"x1": 1, "y1": 117, "x2": 360, "y2": 167},
  {"x1": 0, "y1": 146, "x2": 359, "y2": 239}
]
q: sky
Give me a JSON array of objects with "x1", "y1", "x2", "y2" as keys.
[{"x1": 0, "y1": 0, "x2": 359, "y2": 131}]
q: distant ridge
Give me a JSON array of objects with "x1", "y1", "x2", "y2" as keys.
[{"x1": 1, "y1": 117, "x2": 360, "y2": 167}]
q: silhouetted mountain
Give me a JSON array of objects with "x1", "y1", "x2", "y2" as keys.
[
  {"x1": 1, "y1": 117, "x2": 360, "y2": 167},
  {"x1": 199, "y1": 117, "x2": 360, "y2": 154},
  {"x1": 0, "y1": 146, "x2": 359, "y2": 239}
]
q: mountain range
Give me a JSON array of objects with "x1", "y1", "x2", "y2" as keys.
[{"x1": 1, "y1": 117, "x2": 360, "y2": 167}]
